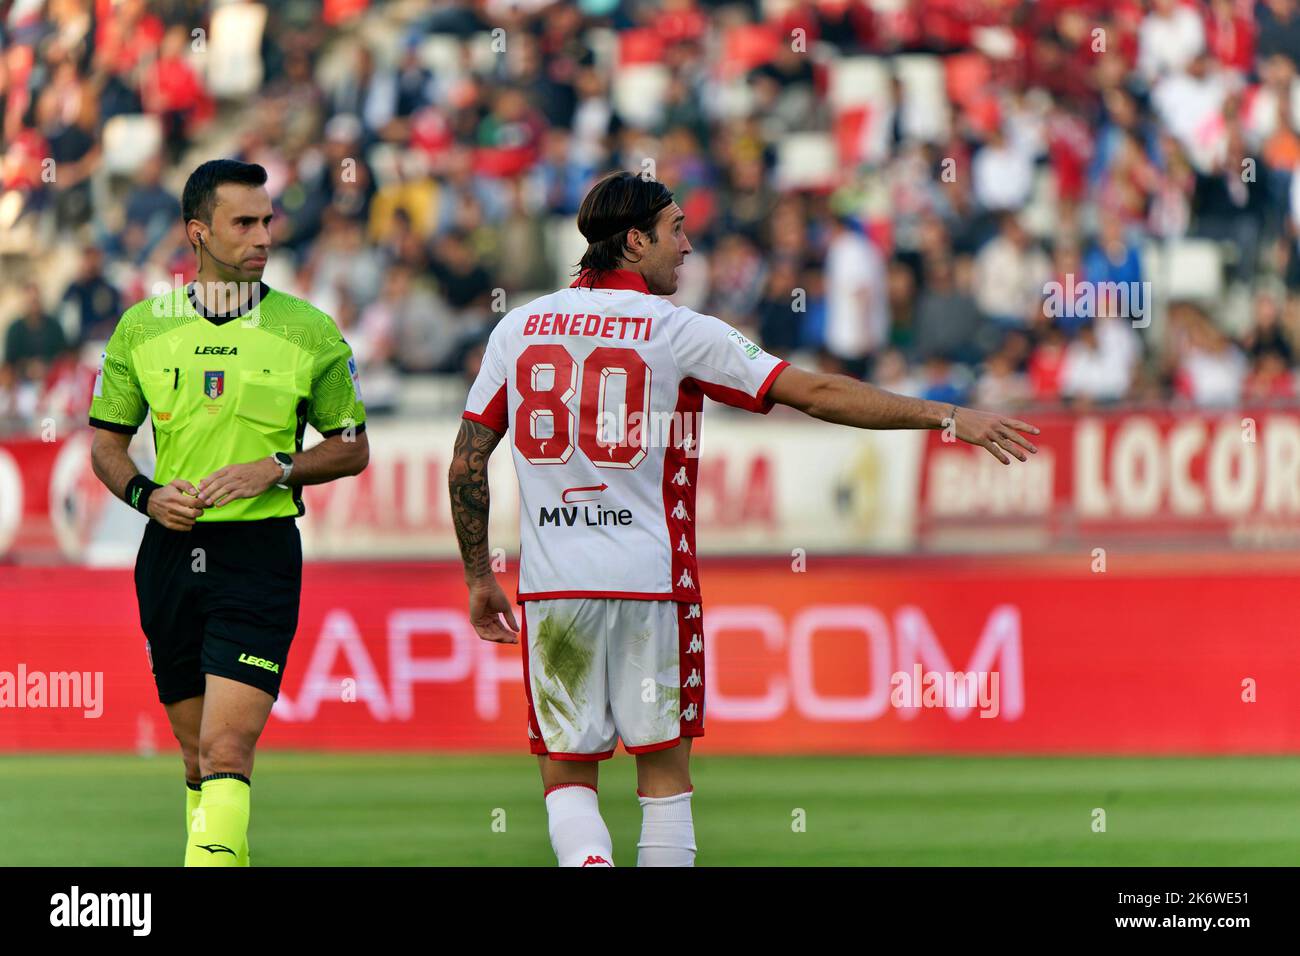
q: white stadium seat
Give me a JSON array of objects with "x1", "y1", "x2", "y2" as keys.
[
  {"x1": 775, "y1": 132, "x2": 838, "y2": 190},
  {"x1": 100, "y1": 115, "x2": 163, "y2": 176}
]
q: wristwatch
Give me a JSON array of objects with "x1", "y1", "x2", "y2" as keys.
[{"x1": 271, "y1": 451, "x2": 294, "y2": 489}]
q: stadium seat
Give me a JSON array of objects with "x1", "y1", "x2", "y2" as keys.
[
  {"x1": 419, "y1": 33, "x2": 464, "y2": 75},
  {"x1": 207, "y1": 2, "x2": 267, "y2": 97},
  {"x1": 546, "y1": 215, "x2": 588, "y2": 288},
  {"x1": 720, "y1": 23, "x2": 782, "y2": 79},
  {"x1": 611, "y1": 64, "x2": 670, "y2": 129},
  {"x1": 100, "y1": 115, "x2": 163, "y2": 176},
  {"x1": 1141, "y1": 239, "x2": 1225, "y2": 302},
  {"x1": 944, "y1": 51, "x2": 991, "y2": 108},
  {"x1": 776, "y1": 133, "x2": 838, "y2": 190},
  {"x1": 894, "y1": 55, "x2": 950, "y2": 144},
  {"x1": 829, "y1": 56, "x2": 891, "y2": 112}
]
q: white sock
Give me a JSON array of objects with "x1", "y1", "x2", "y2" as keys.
[
  {"x1": 545, "y1": 784, "x2": 614, "y2": 867},
  {"x1": 637, "y1": 789, "x2": 696, "y2": 867}
]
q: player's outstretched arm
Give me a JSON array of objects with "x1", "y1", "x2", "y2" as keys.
[
  {"x1": 448, "y1": 418, "x2": 520, "y2": 643},
  {"x1": 766, "y1": 364, "x2": 1040, "y2": 464}
]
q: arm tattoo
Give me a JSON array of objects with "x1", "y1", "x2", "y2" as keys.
[{"x1": 448, "y1": 419, "x2": 503, "y2": 580}]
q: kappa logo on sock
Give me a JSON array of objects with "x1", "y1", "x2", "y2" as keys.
[
  {"x1": 581, "y1": 855, "x2": 612, "y2": 867},
  {"x1": 195, "y1": 843, "x2": 237, "y2": 856}
]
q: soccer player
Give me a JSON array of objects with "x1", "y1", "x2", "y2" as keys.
[
  {"x1": 88, "y1": 160, "x2": 369, "y2": 865},
  {"x1": 448, "y1": 171, "x2": 1039, "y2": 867}
]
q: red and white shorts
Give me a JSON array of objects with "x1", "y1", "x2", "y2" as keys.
[{"x1": 520, "y1": 598, "x2": 705, "y2": 760}]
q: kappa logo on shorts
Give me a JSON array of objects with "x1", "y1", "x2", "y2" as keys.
[
  {"x1": 684, "y1": 604, "x2": 701, "y2": 620},
  {"x1": 237, "y1": 653, "x2": 280, "y2": 674},
  {"x1": 581, "y1": 855, "x2": 611, "y2": 867},
  {"x1": 684, "y1": 668, "x2": 702, "y2": 688},
  {"x1": 686, "y1": 633, "x2": 702, "y2": 654},
  {"x1": 681, "y1": 703, "x2": 699, "y2": 722}
]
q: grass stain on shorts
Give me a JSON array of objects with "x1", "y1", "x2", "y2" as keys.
[{"x1": 533, "y1": 612, "x2": 595, "y2": 748}]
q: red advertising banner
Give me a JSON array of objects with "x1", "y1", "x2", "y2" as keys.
[
  {"x1": 920, "y1": 407, "x2": 1300, "y2": 549},
  {"x1": 2, "y1": 556, "x2": 1295, "y2": 754}
]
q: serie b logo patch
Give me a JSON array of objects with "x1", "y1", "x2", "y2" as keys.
[{"x1": 204, "y1": 370, "x2": 224, "y2": 400}]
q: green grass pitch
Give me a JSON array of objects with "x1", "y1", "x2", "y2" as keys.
[{"x1": 3, "y1": 753, "x2": 1298, "y2": 865}]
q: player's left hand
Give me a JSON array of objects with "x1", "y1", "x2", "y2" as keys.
[
  {"x1": 197, "y1": 458, "x2": 281, "y2": 507},
  {"x1": 951, "y1": 407, "x2": 1040, "y2": 464},
  {"x1": 467, "y1": 576, "x2": 520, "y2": 644}
]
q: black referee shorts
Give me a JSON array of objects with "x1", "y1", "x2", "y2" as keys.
[{"x1": 134, "y1": 517, "x2": 302, "y2": 704}]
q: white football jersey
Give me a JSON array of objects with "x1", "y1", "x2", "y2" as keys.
[{"x1": 463, "y1": 269, "x2": 789, "y2": 601}]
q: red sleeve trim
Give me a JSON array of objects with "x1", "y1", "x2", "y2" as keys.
[
  {"x1": 755, "y1": 359, "x2": 791, "y2": 412},
  {"x1": 463, "y1": 383, "x2": 508, "y2": 433},
  {"x1": 690, "y1": 359, "x2": 791, "y2": 414}
]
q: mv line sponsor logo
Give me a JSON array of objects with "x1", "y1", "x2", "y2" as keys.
[
  {"x1": 50, "y1": 886, "x2": 151, "y2": 936},
  {"x1": 540, "y1": 484, "x2": 632, "y2": 527},
  {"x1": 1041, "y1": 273, "x2": 1152, "y2": 328},
  {"x1": 0, "y1": 664, "x2": 103, "y2": 718}
]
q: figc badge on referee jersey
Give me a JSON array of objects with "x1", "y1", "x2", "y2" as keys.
[{"x1": 204, "y1": 370, "x2": 225, "y2": 400}]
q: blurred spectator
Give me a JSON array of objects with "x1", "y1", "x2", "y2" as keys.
[
  {"x1": 916, "y1": 356, "x2": 969, "y2": 406},
  {"x1": 143, "y1": 24, "x2": 214, "y2": 164},
  {"x1": 1028, "y1": 327, "x2": 1070, "y2": 403},
  {"x1": 1083, "y1": 214, "x2": 1145, "y2": 319},
  {"x1": 911, "y1": 255, "x2": 985, "y2": 365},
  {"x1": 4, "y1": 285, "x2": 68, "y2": 382},
  {"x1": 971, "y1": 125, "x2": 1035, "y2": 213},
  {"x1": 1138, "y1": 0, "x2": 1206, "y2": 83},
  {"x1": 823, "y1": 216, "x2": 890, "y2": 378},
  {"x1": 1059, "y1": 315, "x2": 1140, "y2": 405},
  {"x1": 973, "y1": 213, "x2": 1052, "y2": 330},
  {"x1": 1241, "y1": 290, "x2": 1294, "y2": 361},
  {"x1": 1244, "y1": 350, "x2": 1296, "y2": 399},
  {"x1": 118, "y1": 154, "x2": 181, "y2": 260},
  {"x1": 755, "y1": 257, "x2": 803, "y2": 356},
  {"x1": 1174, "y1": 307, "x2": 1248, "y2": 405},
  {"x1": 974, "y1": 345, "x2": 1033, "y2": 409},
  {"x1": 1257, "y1": 0, "x2": 1300, "y2": 70},
  {"x1": 60, "y1": 246, "x2": 122, "y2": 346},
  {"x1": 872, "y1": 348, "x2": 922, "y2": 398}
]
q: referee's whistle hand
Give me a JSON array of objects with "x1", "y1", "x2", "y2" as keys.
[
  {"x1": 467, "y1": 577, "x2": 521, "y2": 644},
  {"x1": 196, "y1": 459, "x2": 280, "y2": 507},
  {"x1": 147, "y1": 479, "x2": 207, "y2": 531}
]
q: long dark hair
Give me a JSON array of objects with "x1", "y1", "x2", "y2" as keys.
[{"x1": 573, "y1": 171, "x2": 674, "y2": 286}]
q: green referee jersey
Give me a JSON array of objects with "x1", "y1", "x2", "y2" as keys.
[{"x1": 88, "y1": 282, "x2": 366, "y2": 521}]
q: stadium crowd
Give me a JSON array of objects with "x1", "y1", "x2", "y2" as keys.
[{"x1": 3, "y1": 0, "x2": 1300, "y2": 435}]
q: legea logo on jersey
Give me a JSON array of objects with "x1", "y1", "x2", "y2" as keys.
[{"x1": 204, "y1": 370, "x2": 225, "y2": 399}]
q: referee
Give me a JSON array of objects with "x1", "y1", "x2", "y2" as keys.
[{"x1": 88, "y1": 159, "x2": 368, "y2": 866}]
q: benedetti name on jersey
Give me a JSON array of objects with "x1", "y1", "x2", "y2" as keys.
[
  {"x1": 464, "y1": 270, "x2": 789, "y2": 601},
  {"x1": 521, "y1": 312, "x2": 653, "y2": 340}
]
